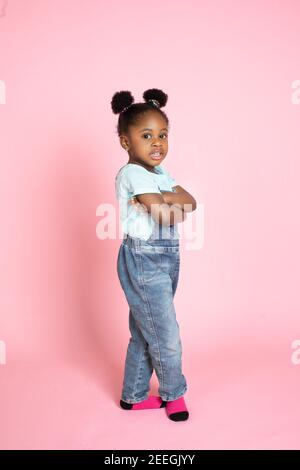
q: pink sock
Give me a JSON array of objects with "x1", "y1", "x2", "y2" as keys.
[
  {"x1": 166, "y1": 396, "x2": 189, "y2": 421},
  {"x1": 120, "y1": 396, "x2": 166, "y2": 410}
]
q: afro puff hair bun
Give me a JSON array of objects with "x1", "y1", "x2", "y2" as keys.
[
  {"x1": 143, "y1": 88, "x2": 168, "y2": 108},
  {"x1": 111, "y1": 90, "x2": 135, "y2": 114}
]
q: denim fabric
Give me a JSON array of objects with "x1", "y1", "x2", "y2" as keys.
[{"x1": 117, "y1": 224, "x2": 187, "y2": 403}]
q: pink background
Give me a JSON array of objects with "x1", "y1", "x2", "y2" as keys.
[{"x1": 1, "y1": 0, "x2": 300, "y2": 450}]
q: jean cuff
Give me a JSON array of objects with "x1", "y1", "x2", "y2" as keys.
[
  {"x1": 159, "y1": 386, "x2": 187, "y2": 402},
  {"x1": 121, "y1": 394, "x2": 149, "y2": 404}
]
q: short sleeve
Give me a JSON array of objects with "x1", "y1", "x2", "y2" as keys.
[
  {"x1": 159, "y1": 166, "x2": 178, "y2": 188},
  {"x1": 125, "y1": 165, "x2": 161, "y2": 197}
]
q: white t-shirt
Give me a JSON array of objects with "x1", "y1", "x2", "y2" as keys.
[{"x1": 115, "y1": 163, "x2": 180, "y2": 240}]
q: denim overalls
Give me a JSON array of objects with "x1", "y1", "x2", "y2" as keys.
[{"x1": 117, "y1": 222, "x2": 187, "y2": 403}]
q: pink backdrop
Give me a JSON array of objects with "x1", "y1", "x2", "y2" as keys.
[{"x1": 1, "y1": 0, "x2": 300, "y2": 450}]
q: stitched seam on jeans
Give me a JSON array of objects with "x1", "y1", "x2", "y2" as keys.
[
  {"x1": 131, "y1": 343, "x2": 146, "y2": 399},
  {"x1": 134, "y1": 252, "x2": 147, "y2": 303},
  {"x1": 170, "y1": 253, "x2": 180, "y2": 284},
  {"x1": 140, "y1": 279, "x2": 164, "y2": 392}
]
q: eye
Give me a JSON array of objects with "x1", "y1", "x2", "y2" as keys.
[{"x1": 142, "y1": 133, "x2": 168, "y2": 139}]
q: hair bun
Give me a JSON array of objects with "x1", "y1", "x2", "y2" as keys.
[
  {"x1": 111, "y1": 90, "x2": 135, "y2": 114},
  {"x1": 143, "y1": 88, "x2": 168, "y2": 108}
]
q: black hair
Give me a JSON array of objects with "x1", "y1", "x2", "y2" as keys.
[{"x1": 111, "y1": 88, "x2": 169, "y2": 136}]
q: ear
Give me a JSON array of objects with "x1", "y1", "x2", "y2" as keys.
[{"x1": 120, "y1": 135, "x2": 129, "y2": 151}]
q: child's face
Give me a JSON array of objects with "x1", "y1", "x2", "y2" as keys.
[{"x1": 120, "y1": 111, "x2": 168, "y2": 172}]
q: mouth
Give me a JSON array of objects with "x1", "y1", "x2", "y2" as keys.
[{"x1": 149, "y1": 151, "x2": 163, "y2": 161}]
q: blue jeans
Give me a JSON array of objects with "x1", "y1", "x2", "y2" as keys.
[{"x1": 117, "y1": 225, "x2": 187, "y2": 403}]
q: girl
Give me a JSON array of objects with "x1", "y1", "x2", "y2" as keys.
[{"x1": 112, "y1": 88, "x2": 196, "y2": 422}]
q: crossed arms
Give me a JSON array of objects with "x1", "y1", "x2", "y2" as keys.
[{"x1": 131, "y1": 185, "x2": 197, "y2": 227}]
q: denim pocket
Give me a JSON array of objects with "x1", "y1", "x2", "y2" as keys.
[
  {"x1": 160, "y1": 251, "x2": 180, "y2": 277},
  {"x1": 139, "y1": 250, "x2": 162, "y2": 283}
]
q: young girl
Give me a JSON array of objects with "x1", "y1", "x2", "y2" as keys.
[{"x1": 112, "y1": 88, "x2": 197, "y2": 422}]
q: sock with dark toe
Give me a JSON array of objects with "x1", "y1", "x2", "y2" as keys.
[
  {"x1": 166, "y1": 396, "x2": 189, "y2": 421},
  {"x1": 120, "y1": 396, "x2": 167, "y2": 410}
]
